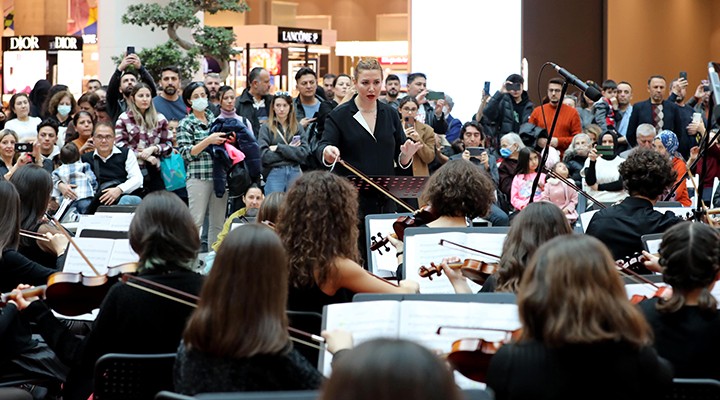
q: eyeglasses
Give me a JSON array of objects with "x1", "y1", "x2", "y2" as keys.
[
  {"x1": 95, "y1": 135, "x2": 114, "y2": 142},
  {"x1": 275, "y1": 91, "x2": 291, "y2": 97}
]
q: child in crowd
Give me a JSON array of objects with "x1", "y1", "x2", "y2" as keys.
[
  {"x1": 52, "y1": 143, "x2": 97, "y2": 214},
  {"x1": 511, "y1": 147, "x2": 545, "y2": 211},
  {"x1": 541, "y1": 161, "x2": 579, "y2": 223}
]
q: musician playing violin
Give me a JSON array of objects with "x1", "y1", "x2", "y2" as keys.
[
  {"x1": 442, "y1": 202, "x2": 572, "y2": 294},
  {"x1": 177, "y1": 224, "x2": 325, "y2": 394},
  {"x1": 279, "y1": 171, "x2": 419, "y2": 315},
  {"x1": 586, "y1": 148, "x2": 684, "y2": 262},
  {"x1": 638, "y1": 222, "x2": 720, "y2": 379},
  {"x1": 485, "y1": 235, "x2": 672, "y2": 399},
  {"x1": 9, "y1": 192, "x2": 204, "y2": 400},
  {"x1": 388, "y1": 159, "x2": 495, "y2": 276}
]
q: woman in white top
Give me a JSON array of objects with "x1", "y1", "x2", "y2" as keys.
[
  {"x1": 582, "y1": 131, "x2": 627, "y2": 205},
  {"x1": 4, "y1": 93, "x2": 42, "y2": 143}
]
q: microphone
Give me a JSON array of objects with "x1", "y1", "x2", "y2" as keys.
[{"x1": 549, "y1": 62, "x2": 602, "y2": 102}]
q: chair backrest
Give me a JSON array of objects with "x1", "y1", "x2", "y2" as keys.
[
  {"x1": 195, "y1": 391, "x2": 319, "y2": 400},
  {"x1": 94, "y1": 353, "x2": 176, "y2": 400},
  {"x1": 286, "y1": 310, "x2": 323, "y2": 367},
  {"x1": 666, "y1": 378, "x2": 720, "y2": 400}
]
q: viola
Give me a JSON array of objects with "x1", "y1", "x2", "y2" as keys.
[
  {"x1": 2, "y1": 262, "x2": 139, "y2": 316},
  {"x1": 437, "y1": 326, "x2": 520, "y2": 383},
  {"x1": 370, "y1": 205, "x2": 439, "y2": 254},
  {"x1": 418, "y1": 258, "x2": 499, "y2": 285}
]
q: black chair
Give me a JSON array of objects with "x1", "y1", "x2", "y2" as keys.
[
  {"x1": 94, "y1": 353, "x2": 176, "y2": 400},
  {"x1": 286, "y1": 310, "x2": 323, "y2": 367},
  {"x1": 195, "y1": 391, "x2": 319, "y2": 400},
  {"x1": 666, "y1": 378, "x2": 720, "y2": 400}
]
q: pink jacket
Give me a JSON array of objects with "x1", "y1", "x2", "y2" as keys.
[
  {"x1": 541, "y1": 178, "x2": 579, "y2": 221},
  {"x1": 510, "y1": 172, "x2": 546, "y2": 211}
]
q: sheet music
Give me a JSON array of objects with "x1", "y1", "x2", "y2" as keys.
[
  {"x1": 644, "y1": 239, "x2": 662, "y2": 254},
  {"x1": 404, "y1": 231, "x2": 505, "y2": 294},
  {"x1": 230, "y1": 223, "x2": 243, "y2": 231},
  {"x1": 62, "y1": 238, "x2": 114, "y2": 275},
  {"x1": 579, "y1": 210, "x2": 599, "y2": 232},
  {"x1": 63, "y1": 238, "x2": 138, "y2": 275},
  {"x1": 320, "y1": 301, "x2": 401, "y2": 374},
  {"x1": 399, "y1": 301, "x2": 520, "y2": 390},
  {"x1": 106, "y1": 239, "x2": 139, "y2": 266},
  {"x1": 76, "y1": 213, "x2": 134, "y2": 236},
  {"x1": 366, "y1": 217, "x2": 402, "y2": 274}
]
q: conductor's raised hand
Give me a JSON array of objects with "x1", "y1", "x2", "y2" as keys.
[{"x1": 323, "y1": 145, "x2": 340, "y2": 164}]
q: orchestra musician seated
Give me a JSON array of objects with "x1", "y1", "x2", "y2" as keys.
[
  {"x1": 443, "y1": 201, "x2": 572, "y2": 294},
  {"x1": 279, "y1": 171, "x2": 419, "y2": 315},
  {"x1": 175, "y1": 224, "x2": 325, "y2": 394},
  {"x1": 9, "y1": 191, "x2": 204, "y2": 400},
  {"x1": 485, "y1": 235, "x2": 672, "y2": 399},
  {"x1": 586, "y1": 148, "x2": 684, "y2": 263},
  {"x1": 639, "y1": 222, "x2": 720, "y2": 379}
]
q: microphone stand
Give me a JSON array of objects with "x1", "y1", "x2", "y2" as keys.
[{"x1": 530, "y1": 80, "x2": 569, "y2": 204}]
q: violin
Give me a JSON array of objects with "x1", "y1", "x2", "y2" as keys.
[
  {"x1": 614, "y1": 253, "x2": 669, "y2": 304},
  {"x1": 2, "y1": 262, "x2": 139, "y2": 316},
  {"x1": 418, "y1": 258, "x2": 499, "y2": 285},
  {"x1": 437, "y1": 325, "x2": 520, "y2": 383},
  {"x1": 370, "y1": 205, "x2": 439, "y2": 254}
]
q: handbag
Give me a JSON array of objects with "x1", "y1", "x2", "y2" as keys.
[{"x1": 159, "y1": 152, "x2": 187, "y2": 191}]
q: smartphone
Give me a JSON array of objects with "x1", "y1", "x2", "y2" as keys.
[
  {"x1": 126, "y1": 46, "x2": 135, "y2": 55},
  {"x1": 483, "y1": 81, "x2": 491, "y2": 95},
  {"x1": 467, "y1": 147, "x2": 485, "y2": 157},
  {"x1": 403, "y1": 116, "x2": 413, "y2": 129},
  {"x1": 703, "y1": 80, "x2": 711, "y2": 92},
  {"x1": 14, "y1": 142, "x2": 32, "y2": 152},
  {"x1": 596, "y1": 145, "x2": 614, "y2": 156},
  {"x1": 679, "y1": 71, "x2": 687, "y2": 80},
  {"x1": 506, "y1": 82, "x2": 521, "y2": 91},
  {"x1": 426, "y1": 91, "x2": 445, "y2": 101},
  {"x1": 693, "y1": 112, "x2": 703, "y2": 123},
  {"x1": 290, "y1": 135, "x2": 301, "y2": 144}
]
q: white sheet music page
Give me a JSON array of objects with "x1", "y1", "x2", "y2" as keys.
[
  {"x1": 398, "y1": 301, "x2": 520, "y2": 389},
  {"x1": 320, "y1": 300, "x2": 401, "y2": 375},
  {"x1": 62, "y1": 238, "x2": 114, "y2": 275},
  {"x1": 367, "y1": 218, "x2": 401, "y2": 275},
  {"x1": 107, "y1": 239, "x2": 139, "y2": 266},
  {"x1": 404, "y1": 231, "x2": 505, "y2": 294}
]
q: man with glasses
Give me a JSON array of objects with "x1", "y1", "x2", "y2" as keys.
[
  {"x1": 79, "y1": 122, "x2": 143, "y2": 211},
  {"x1": 528, "y1": 77, "x2": 582, "y2": 153}
]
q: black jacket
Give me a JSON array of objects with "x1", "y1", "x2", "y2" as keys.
[
  {"x1": 106, "y1": 67, "x2": 157, "y2": 124},
  {"x1": 626, "y1": 99, "x2": 682, "y2": 147},
  {"x1": 234, "y1": 88, "x2": 272, "y2": 135},
  {"x1": 484, "y1": 91, "x2": 534, "y2": 138}
]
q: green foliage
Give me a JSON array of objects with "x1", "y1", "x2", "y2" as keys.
[
  {"x1": 121, "y1": 0, "x2": 249, "y2": 78},
  {"x1": 110, "y1": 42, "x2": 199, "y2": 82}
]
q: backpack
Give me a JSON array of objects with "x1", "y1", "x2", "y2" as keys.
[{"x1": 209, "y1": 117, "x2": 262, "y2": 198}]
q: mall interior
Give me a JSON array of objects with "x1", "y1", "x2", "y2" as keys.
[{"x1": 4, "y1": 0, "x2": 720, "y2": 114}]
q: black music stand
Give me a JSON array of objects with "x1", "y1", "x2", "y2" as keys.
[{"x1": 345, "y1": 176, "x2": 428, "y2": 199}]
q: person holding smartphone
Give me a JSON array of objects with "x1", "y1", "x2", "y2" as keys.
[
  {"x1": 258, "y1": 92, "x2": 310, "y2": 195},
  {"x1": 397, "y1": 97, "x2": 435, "y2": 177},
  {"x1": 0, "y1": 129, "x2": 41, "y2": 180}
]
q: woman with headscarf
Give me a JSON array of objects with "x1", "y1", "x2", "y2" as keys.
[
  {"x1": 582, "y1": 131, "x2": 627, "y2": 205},
  {"x1": 653, "y1": 130, "x2": 691, "y2": 206}
]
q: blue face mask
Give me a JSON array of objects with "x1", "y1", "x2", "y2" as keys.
[{"x1": 500, "y1": 147, "x2": 512, "y2": 158}]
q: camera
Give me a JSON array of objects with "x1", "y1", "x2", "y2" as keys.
[{"x1": 14, "y1": 143, "x2": 32, "y2": 153}]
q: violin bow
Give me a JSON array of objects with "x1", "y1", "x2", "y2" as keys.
[
  {"x1": 438, "y1": 239, "x2": 501, "y2": 260},
  {"x1": 615, "y1": 257, "x2": 660, "y2": 289},
  {"x1": 337, "y1": 159, "x2": 416, "y2": 213},
  {"x1": 120, "y1": 274, "x2": 325, "y2": 350},
  {"x1": 20, "y1": 229, "x2": 50, "y2": 242},
  {"x1": 543, "y1": 167, "x2": 607, "y2": 210},
  {"x1": 46, "y1": 214, "x2": 101, "y2": 276}
]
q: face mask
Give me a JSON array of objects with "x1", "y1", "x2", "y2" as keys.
[
  {"x1": 442, "y1": 106, "x2": 449, "y2": 115},
  {"x1": 58, "y1": 105, "x2": 72, "y2": 117},
  {"x1": 191, "y1": 97, "x2": 208, "y2": 112},
  {"x1": 500, "y1": 148, "x2": 513, "y2": 158}
]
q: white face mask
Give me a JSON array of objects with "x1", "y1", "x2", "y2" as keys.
[
  {"x1": 191, "y1": 97, "x2": 208, "y2": 112},
  {"x1": 442, "y1": 106, "x2": 449, "y2": 115},
  {"x1": 58, "y1": 105, "x2": 72, "y2": 117}
]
